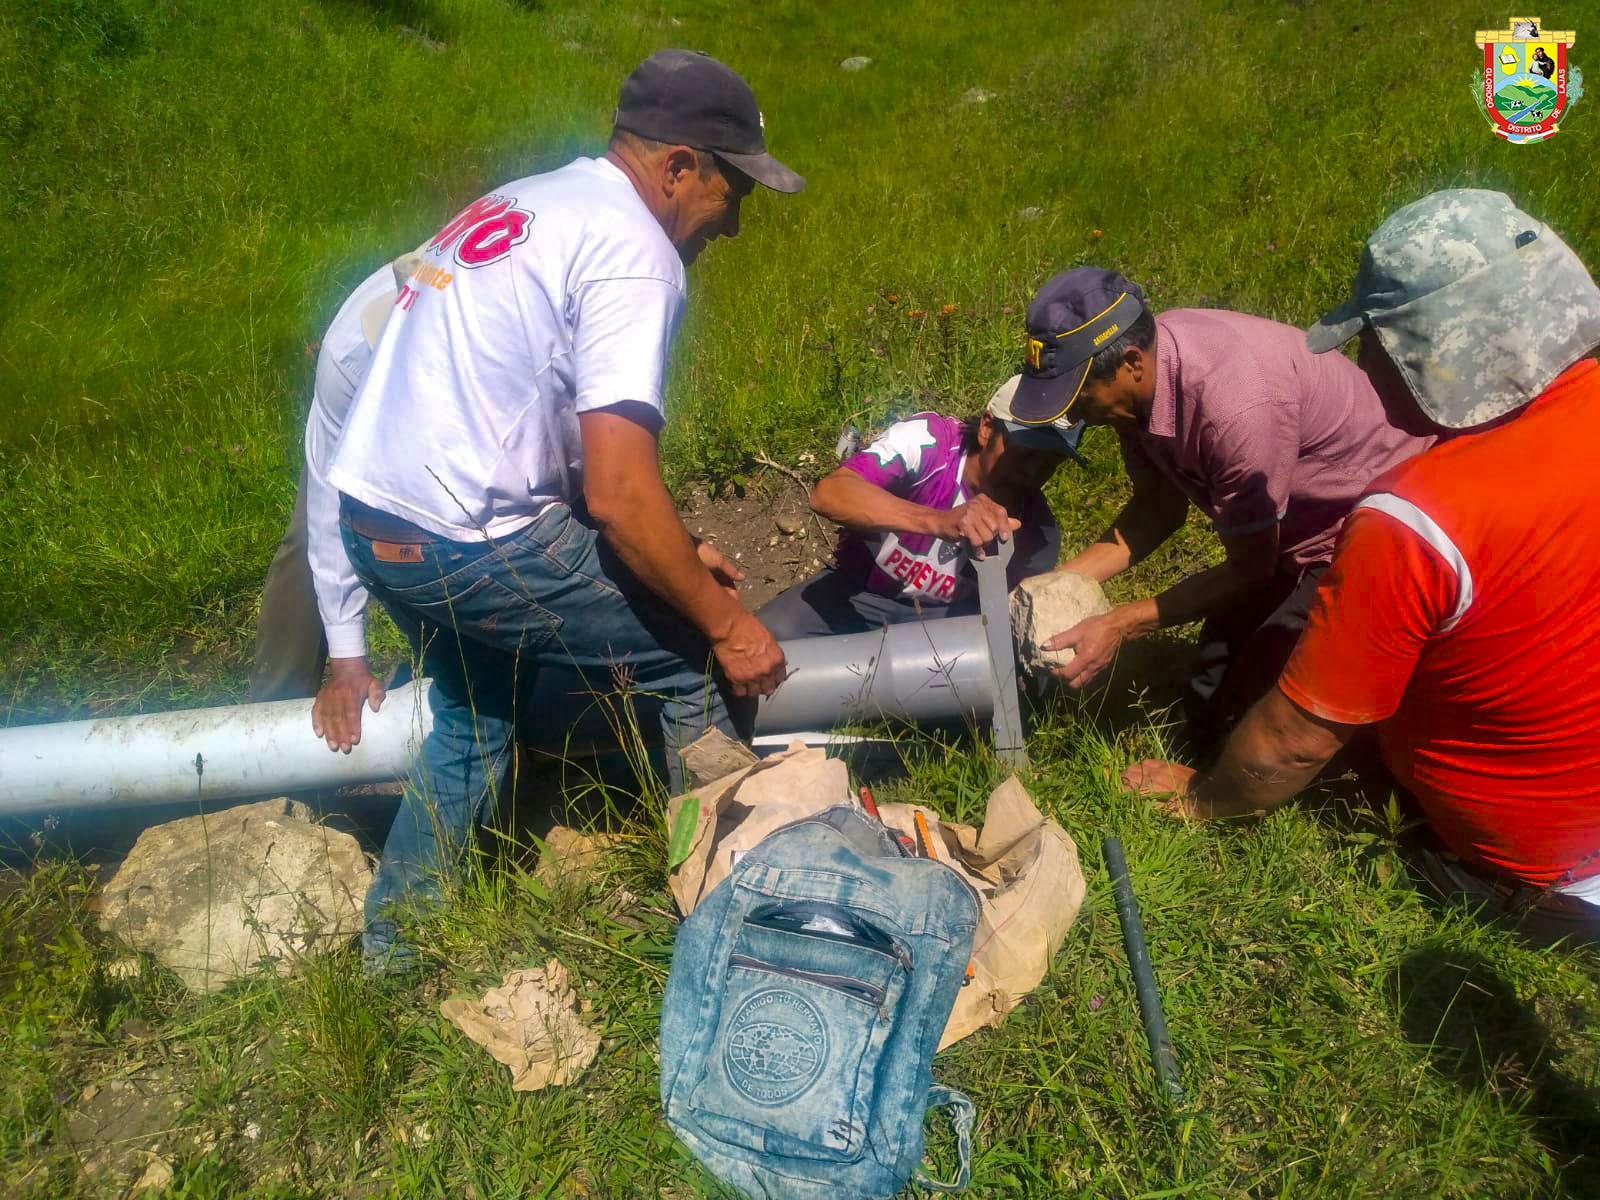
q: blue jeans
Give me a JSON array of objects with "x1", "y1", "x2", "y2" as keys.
[{"x1": 342, "y1": 501, "x2": 734, "y2": 960}]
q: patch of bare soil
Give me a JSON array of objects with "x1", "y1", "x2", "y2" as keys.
[
  {"x1": 65, "y1": 1063, "x2": 187, "y2": 1187},
  {"x1": 680, "y1": 467, "x2": 837, "y2": 611}
]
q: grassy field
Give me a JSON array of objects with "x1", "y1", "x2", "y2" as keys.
[{"x1": 5, "y1": 0, "x2": 1600, "y2": 1195}]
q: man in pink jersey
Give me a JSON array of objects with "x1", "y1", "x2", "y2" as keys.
[
  {"x1": 756, "y1": 377, "x2": 1079, "y2": 639},
  {"x1": 1009, "y1": 268, "x2": 1433, "y2": 747},
  {"x1": 1125, "y1": 190, "x2": 1600, "y2": 942}
]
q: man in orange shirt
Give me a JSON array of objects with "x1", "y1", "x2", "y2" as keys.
[{"x1": 1125, "y1": 189, "x2": 1600, "y2": 941}]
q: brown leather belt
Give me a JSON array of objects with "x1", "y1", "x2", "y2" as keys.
[{"x1": 340, "y1": 495, "x2": 433, "y2": 551}]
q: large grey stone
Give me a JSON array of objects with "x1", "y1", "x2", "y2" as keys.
[
  {"x1": 1009, "y1": 571, "x2": 1112, "y2": 686},
  {"x1": 96, "y1": 797, "x2": 373, "y2": 991}
]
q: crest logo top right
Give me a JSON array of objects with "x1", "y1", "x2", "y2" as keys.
[{"x1": 1475, "y1": 17, "x2": 1584, "y2": 144}]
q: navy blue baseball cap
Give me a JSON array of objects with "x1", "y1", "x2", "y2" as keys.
[
  {"x1": 614, "y1": 50, "x2": 804, "y2": 193},
  {"x1": 1012, "y1": 268, "x2": 1148, "y2": 424}
]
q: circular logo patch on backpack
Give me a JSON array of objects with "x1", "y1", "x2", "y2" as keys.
[{"x1": 723, "y1": 988, "x2": 828, "y2": 1105}]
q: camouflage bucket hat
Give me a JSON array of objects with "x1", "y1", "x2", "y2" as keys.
[{"x1": 1306, "y1": 189, "x2": 1600, "y2": 429}]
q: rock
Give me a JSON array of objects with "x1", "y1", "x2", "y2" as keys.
[
  {"x1": 440, "y1": 959, "x2": 600, "y2": 1091},
  {"x1": 961, "y1": 87, "x2": 995, "y2": 104},
  {"x1": 775, "y1": 514, "x2": 805, "y2": 536},
  {"x1": 678, "y1": 726, "x2": 759, "y2": 790},
  {"x1": 96, "y1": 797, "x2": 372, "y2": 992},
  {"x1": 533, "y1": 826, "x2": 623, "y2": 890},
  {"x1": 1009, "y1": 572, "x2": 1112, "y2": 686},
  {"x1": 131, "y1": 1155, "x2": 174, "y2": 1193},
  {"x1": 840, "y1": 55, "x2": 872, "y2": 71},
  {"x1": 1018, "y1": 206, "x2": 1045, "y2": 222}
]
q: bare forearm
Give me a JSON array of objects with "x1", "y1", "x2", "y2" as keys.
[
  {"x1": 1059, "y1": 538, "x2": 1132, "y2": 583},
  {"x1": 1151, "y1": 559, "x2": 1265, "y2": 630},
  {"x1": 1061, "y1": 490, "x2": 1188, "y2": 584},
  {"x1": 1085, "y1": 558, "x2": 1263, "y2": 650},
  {"x1": 589, "y1": 473, "x2": 741, "y2": 641},
  {"x1": 810, "y1": 470, "x2": 948, "y2": 536}
]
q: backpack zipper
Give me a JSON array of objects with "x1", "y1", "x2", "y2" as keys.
[
  {"x1": 746, "y1": 905, "x2": 913, "y2": 970},
  {"x1": 728, "y1": 955, "x2": 890, "y2": 1007}
]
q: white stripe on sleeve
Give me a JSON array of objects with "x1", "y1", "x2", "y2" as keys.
[{"x1": 1354, "y1": 492, "x2": 1475, "y2": 633}]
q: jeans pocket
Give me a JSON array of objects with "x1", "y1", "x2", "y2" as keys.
[
  {"x1": 524, "y1": 503, "x2": 596, "y2": 577},
  {"x1": 372, "y1": 542, "x2": 495, "y2": 601},
  {"x1": 384, "y1": 568, "x2": 564, "y2": 653},
  {"x1": 688, "y1": 901, "x2": 909, "y2": 1163}
]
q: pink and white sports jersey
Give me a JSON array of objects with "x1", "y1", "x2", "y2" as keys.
[{"x1": 833, "y1": 413, "x2": 1058, "y2": 605}]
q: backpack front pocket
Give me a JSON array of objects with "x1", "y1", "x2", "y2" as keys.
[{"x1": 688, "y1": 901, "x2": 910, "y2": 1163}]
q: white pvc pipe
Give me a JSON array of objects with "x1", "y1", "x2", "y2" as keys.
[
  {"x1": 0, "y1": 678, "x2": 434, "y2": 813},
  {"x1": 0, "y1": 605, "x2": 1018, "y2": 815}
]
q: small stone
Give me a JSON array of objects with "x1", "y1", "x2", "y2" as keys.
[
  {"x1": 535, "y1": 827, "x2": 623, "y2": 890},
  {"x1": 775, "y1": 514, "x2": 805, "y2": 536},
  {"x1": 244, "y1": 1120, "x2": 261, "y2": 1141},
  {"x1": 960, "y1": 87, "x2": 995, "y2": 104},
  {"x1": 840, "y1": 55, "x2": 872, "y2": 71},
  {"x1": 132, "y1": 1156, "x2": 174, "y2": 1192},
  {"x1": 768, "y1": 535, "x2": 780, "y2": 547},
  {"x1": 1019, "y1": 206, "x2": 1045, "y2": 222},
  {"x1": 399, "y1": 25, "x2": 447, "y2": 53}
]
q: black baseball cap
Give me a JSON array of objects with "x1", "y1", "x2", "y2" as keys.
[
  {"x1": 614, "y1": 49, "x2": 805, "y2": 193},
  {"x1": 1012, "y1": 268, "x2": 1147, "y2": 424}
]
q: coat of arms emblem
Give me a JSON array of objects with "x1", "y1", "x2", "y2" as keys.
[{"x1": 1475, "y1": 17, "x2": 1583, "y2": 144}]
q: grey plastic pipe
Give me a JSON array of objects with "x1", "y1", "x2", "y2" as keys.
[
  {"x1": 753, "y1": 616, "x2": 993, "y2": 734},
  {"x1": 0, "y1": 604, "x2": 1013, "y2": 814},
  {"x1": 0, "y1": 678, "x2": 435, "y2": 813}
]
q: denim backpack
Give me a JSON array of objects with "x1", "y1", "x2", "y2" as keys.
[{"x1": 660, "y1": 805, "x2": 980, "y2": 1198}]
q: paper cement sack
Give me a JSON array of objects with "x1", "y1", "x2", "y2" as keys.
[
  {"x1": 666, "y1": 741, "x2": 852, "y2": 915},
  {"x1": 668, "y1": 760, "x2": 1085, "y2": 1049},
  {"x1": 877, "y1": 778, "x2": 1086, "y2": 1049},
  {"x1": 440, "y1": 959, "x2": 600, "y2": 1092}
]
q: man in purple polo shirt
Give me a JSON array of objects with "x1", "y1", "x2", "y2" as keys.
[
  {"x1": 1011, "y1": 268, "x2": 1433, "y2": 746},
  {"x1": 757, "y1": 377, "x2": 1079, "y2": 639}
]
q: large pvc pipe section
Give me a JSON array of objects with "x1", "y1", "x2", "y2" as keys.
[
  {"x1": 0, "y1": 679, "x2": 435, "y2": 813},
  {"x1": 754, "y1": 616, "x2": 993, "y2": 734},
  {"x1": 0, "y1": 616, "x2": 1000, "y2": 814}
]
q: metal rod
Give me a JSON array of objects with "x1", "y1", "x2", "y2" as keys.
[
  {"x1": 972, "y1": 538, "x2": 1026, "y2": 768},
  {"x1": 1102, "y1": 834, "x2": 1185, "y2": 1105}
]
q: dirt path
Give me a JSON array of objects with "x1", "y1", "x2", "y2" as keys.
[{"x1": 679, "y1": 470, "x2": 834, "y2": 611}]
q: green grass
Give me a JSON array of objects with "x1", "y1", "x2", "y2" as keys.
[
  {"x1": 7, "y1": 713, "x2": 1600, "y2": 1197},
  {"x1": 3, "y1": 0, "x2": 1596, "y2": 711},
  {"x1": 5, "y1": 0, "x2": 1600, "y2": 1195}
]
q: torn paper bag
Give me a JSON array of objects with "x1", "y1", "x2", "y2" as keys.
[{"x1": 440, "y1": 959, "x2": 600, "y2": 1091}]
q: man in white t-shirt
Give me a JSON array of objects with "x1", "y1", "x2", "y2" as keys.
[{"x1": 308, "y1": 50, "x2": 803, "y2": 963}]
